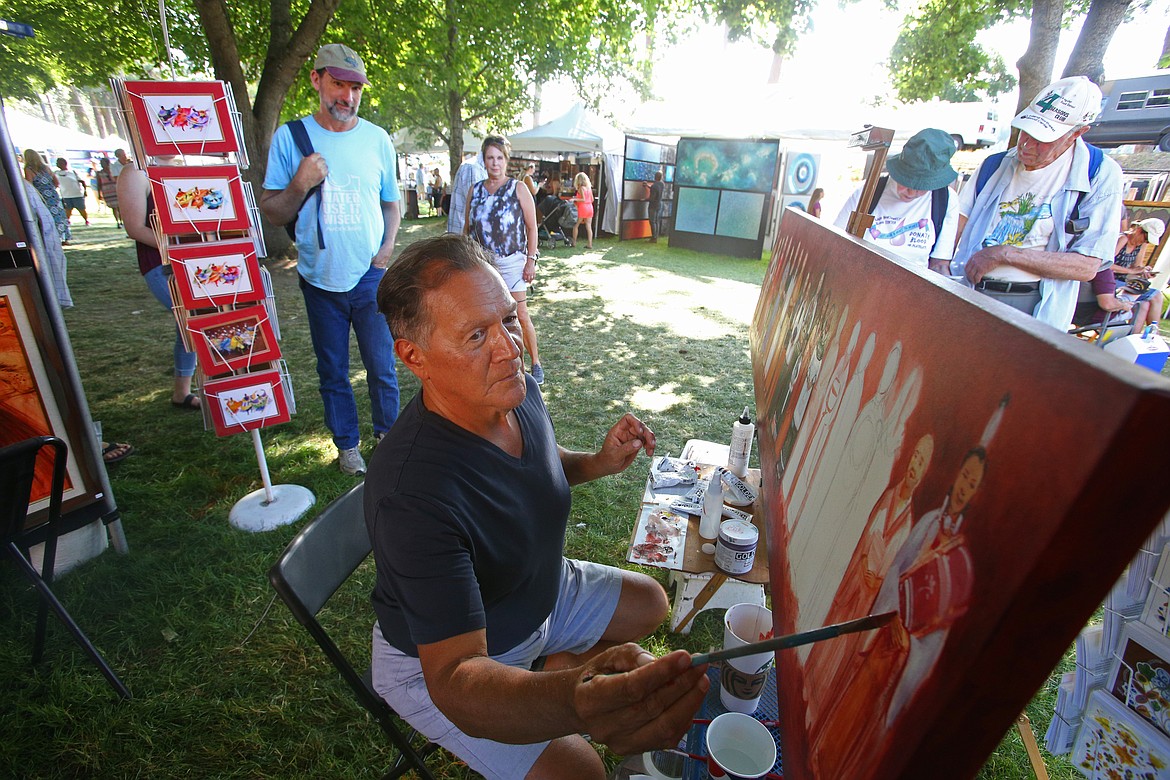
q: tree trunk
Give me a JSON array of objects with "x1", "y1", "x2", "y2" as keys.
[
  {"x1": 1012, "y1": 0, "x2": 1064, "y2": 146},
  {"x1": 1159, "y1": 23, "x2": 1170, "y2": 68},
  {"x1": 768, "y1": 51, "x2": 783, "y2": 84},
  {"x1": 69, "y1": 87, "x2": 94, "y2": 135},
  {"x1": 1062, "y1": 0, "x2": 1133, "y2": 84},
  {"x1": 191, "y1": 0, "x2": 339, "y2": 258},
  {"x1": 445, "y1": 0, "x2": 463, "y2": 182}
]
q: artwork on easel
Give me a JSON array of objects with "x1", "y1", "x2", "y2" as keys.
[
  {"x1": 122, "y1": 80, "x2": 240, "y2": 157},
  {"x1": 750, "y1": 209, "x2": 1170, "y2": 779},
  {"x1": 186, "y1": 305, "x2": 280, "y2": 377},
  {"x1": 147, "y1": 165, "x2": 251, "y2": 235},
  {"x1": 203, "y1": 369, "x2": 291, "y2": 437},
  {"x1": 1072, "y1": 689, "x2": 1170, "y2": 779},
  {"x1": 167, "y1": 239, "x2": 263, "y2": 309},
  {"x1": 1107, "y1": 620, "x2": 1170, "y2": 737}
]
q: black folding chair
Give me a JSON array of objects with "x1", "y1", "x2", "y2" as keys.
[
  {"x1": 268, "y1": 483, "x2": 438, "y2": 780},
  {"x1": 0, "y1": 436, "x2": 131, "y2": 699}
]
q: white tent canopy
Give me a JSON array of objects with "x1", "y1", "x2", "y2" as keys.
[
  {"x1": 510, "y1": 103, "x2": 623, "y2": 234},
  {"x1": 4, "y1": 108, "x2": 125, "y2": 155},
  {"x1": 509, "y1": 102, "x2": 624, "y2": 155}
]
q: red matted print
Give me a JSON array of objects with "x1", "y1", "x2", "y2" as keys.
[
  {"x1": 749, "y1": 209, "x2": 1170, "y2": 780},
  {"x1": 167, "y1": 239, "x2": 263, "y2": 309},
  {"x1": 186, "y1": 305, "x2": 280, "y2": 377},
  {"x1": 122, "y1": 80, "x2": 239, "y2": 157},
  {"x1": 147, "y1": 165, "x2": 250, "y2": 235},
  {"x1": 203, "y1": 369, "x2": 290, "y2": 437}
]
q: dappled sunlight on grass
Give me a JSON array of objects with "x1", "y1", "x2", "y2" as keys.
[
  {"x1": 629, "y1": 382, "x2": 694, "y2": 414},
  {"x1": 542, "y1": 254, "x2": 760, "y2": 340}
]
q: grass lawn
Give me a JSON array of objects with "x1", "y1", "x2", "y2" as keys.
[{"x1": 1, "y1": 210, "x2": 1089, "y2": 778}]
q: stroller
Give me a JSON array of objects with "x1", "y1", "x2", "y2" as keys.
[{"x1": 537, "y1": 196, "x2": 577, "y2": 249}]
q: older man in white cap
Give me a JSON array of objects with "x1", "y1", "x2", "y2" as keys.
[
  {"x1": 260, "y1": 43, "x2": 402, "y2": 476},
  {"x1": 952, "y1": 76, "x2": 1124, "y2": 331}
]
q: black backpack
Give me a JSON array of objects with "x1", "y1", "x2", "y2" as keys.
[
  {"x1": 284, "y1": 119, "x2": 326, "y2": 249},
  {"x1": 867, "y1": 175, "x2": 949, "y2": 255}
]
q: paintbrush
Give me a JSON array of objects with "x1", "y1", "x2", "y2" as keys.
[{"x1": 690, "y1": 611, "x2": 896, "y2": 667}]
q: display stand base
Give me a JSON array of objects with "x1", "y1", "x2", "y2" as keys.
[{"x1": 229, "y1": 484, "x2": 315, "y2": 532}]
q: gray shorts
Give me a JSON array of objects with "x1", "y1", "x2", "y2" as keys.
[
  {"x1": 492, "y1": 250, "x2": 529, "y2": 293},
  {"x1": 371, "y1": 558, "x2": 622, "y2": 780}
]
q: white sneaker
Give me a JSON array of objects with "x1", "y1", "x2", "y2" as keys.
[{"x1": 338, "y1": 446, "x2": 366, "y2": 476}]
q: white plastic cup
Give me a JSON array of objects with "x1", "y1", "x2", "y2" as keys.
[
  {"x1": 719, "y1": 603, "x2": 774, "y2": 714},
  {"x1": 705, "y1": 712, "x2": 777, "y2": 779}
]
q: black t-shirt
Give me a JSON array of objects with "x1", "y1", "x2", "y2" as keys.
[
  {"x1": 649, "y1": 180, "x2": 664, "y2": 206},
  {"x1": 365, "y1": 375, "x2": 571, "y2": 657}
]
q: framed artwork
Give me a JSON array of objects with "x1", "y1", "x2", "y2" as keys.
[
  {"x1": 167, "y1": 239, "x2": 264, "y2": 309},
  {"x1": 1108, "y1": 620, "x2": 1170, "y2": 737},
  {"x1": 147, "y1": 165, "x2": 251, "y2": 235},
  {"x1": 186, "y1": 305, "x2": 280, "y2": 377},
  {"x1": 750, "y1": 210, "x2": 1170, "y2": 779},
  {"x1": 121, "y1": 80, "x2": 240, "y2": 157},
  {"x1": 1141, "y1": 542, "x2": 1170, "y2": 633},
  {"x1": 1072, "y1": 689, "x2": 1170, "y2": 779},
  {"x1": 203, "y1": 369, "x2": 291, "y2": 437},
  {"x1": 0, "y1": 268, "x2": 102, "y2": 522}
]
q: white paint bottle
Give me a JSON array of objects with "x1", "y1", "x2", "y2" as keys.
[
  {"x1": 727, "y1": 407, "x2": 755, "y2": 478},
  {"x1": 699, "y1": 469, "x2": 725, "y2": 540}
]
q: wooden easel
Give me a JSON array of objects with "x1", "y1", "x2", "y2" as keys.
[
  {"x1": 843, "y1": 125, "x2": 895, "y2": 239},
  {"x1": 1016, "y1": 713, "x2": 1049, "y2": 779}
]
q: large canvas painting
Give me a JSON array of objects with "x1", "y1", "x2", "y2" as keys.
[{"x1": 750, "y1": 209, "x2": 1170, "y2": 779}]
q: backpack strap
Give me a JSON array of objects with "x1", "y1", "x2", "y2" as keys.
[
  {"x1": 974, "y1": 151, "x2": 1008, "y2": 198},
  {"x1": 285, "y1": 119, "x2": 326, "y2": 250},
  {"x1": 866, "y1": 175, "x2": 888, "y2": 214},
  {"x1": 1070, "y1": 142, "x2": 1104, "y2": 227},
  {"x1": 930, "y1": 186, "x2": 948, "y2": 254}
]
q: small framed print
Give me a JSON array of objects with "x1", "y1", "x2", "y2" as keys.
[
  {"x1": 1107, "y1": 620, "x2": 1170, "y2": 737},
  {"x1": 186, "y1": 305, "x2": 280, "y2": 377},
  {"x1": 147, "y1": 165, "x2": 251, "y2": 235},
  {"x1": 1072, "y1": 688, "x2": 1170, "y2": 779},
  {"x1": 203, "y1": 369, "x2": 291, "y2": 437},
  {"x1": 122, "y1": 80, "x2": 240, "y2": 156},
  {"x1": 167, "y1": 239, "x2": 263, "y2": 309}
]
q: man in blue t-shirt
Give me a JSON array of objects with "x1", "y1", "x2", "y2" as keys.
[
  {"x1": 260, "y1": 43, "x2": 401, "y2": 476},
  {"x1": 367, "y1": 234, "x2": 709, "y2": 780}
]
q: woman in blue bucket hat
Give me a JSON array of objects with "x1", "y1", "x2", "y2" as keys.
[{"x1": 833, "y1": 128, "x2": 961, "y2": 273}]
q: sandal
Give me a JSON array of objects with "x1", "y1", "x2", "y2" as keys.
[
  {"x1": 102, "y1": 441, "x2": 134, "y2": 464},
  {"x1": 171, "y1": 393, "x2": 201, "y2": 410}
]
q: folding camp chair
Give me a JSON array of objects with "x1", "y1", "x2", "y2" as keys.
[
  {"x1": 268, "y1": 483, "x2": 438, "y2": 780},
  {"x1": 0, "y1": 436, "x2": 131, "y2": 699}
]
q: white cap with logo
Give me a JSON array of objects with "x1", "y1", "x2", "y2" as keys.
[{"x1": 1012, "y1": 76, "x2": 1103, "y2": 143}]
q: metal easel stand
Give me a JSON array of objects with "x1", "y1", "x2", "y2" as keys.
[{"x1": 228, "y1": 429, "x2": 314, "y2": 532}]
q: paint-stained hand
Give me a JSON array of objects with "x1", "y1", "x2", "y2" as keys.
[
  {"x1": 595, "y1": 413, "x2": 656, "y2": 475},
  {"x1": 572, "y1": 645, "x2": 708, "y2": 756}
]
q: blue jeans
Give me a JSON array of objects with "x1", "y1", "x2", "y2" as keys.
[
  {"x1": 299, "y1": 267, "x2": 399, "y2": 449},
  {"x1": 143, "y1": 264, "x2": 197, "y2": 377}
]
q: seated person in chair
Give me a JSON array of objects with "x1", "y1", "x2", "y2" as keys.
[
  {"x1": 1112, "y1": 217, "x2": 1165, "y2": 329},
  {"x1": 366, "y1": 234, "x2": 709, "y2": 780}
]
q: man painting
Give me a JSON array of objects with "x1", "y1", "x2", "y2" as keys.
[{"x1": 366, "y1": 234, "x2": 708, "y2": 780}]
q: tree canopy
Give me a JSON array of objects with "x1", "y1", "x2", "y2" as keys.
[{"x1": 887, "y1": 0, "x2": 1150, "y2": 118}]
